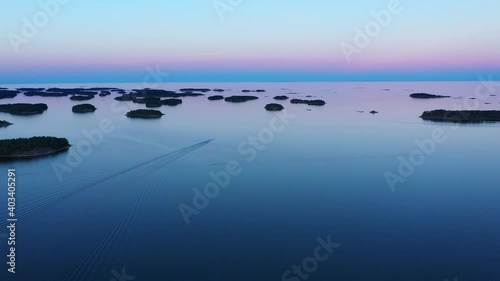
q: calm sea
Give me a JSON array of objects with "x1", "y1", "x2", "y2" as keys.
[{"x1": 1, "y1": 82, "x2": 499, "y2": 281}]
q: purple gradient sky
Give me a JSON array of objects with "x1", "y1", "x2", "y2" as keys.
[{"x1": 1, "y1": 0, "x2": 499, "y2": 83}]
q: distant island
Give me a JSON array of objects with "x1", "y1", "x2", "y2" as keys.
[
  {"x1": 24, "y1": 91, "x2": 67, "y2": 97},
  {"x1": 72, "y1": 104, "x2": 97, "y2": 113},
  {"x1": 290, "y1": 99, "x2": 326, "y2": 106},
  {"x1": 0, "y1": 137, "x2": 70, "y2": 159},
  {"x1": 179, "y1": 88, "x2": 211, "y2": 93},
  {"x1": 420, "y1": 110, "x2": 500, "y2": 123},
  {"x1": 224, "y1": 96, "x2": 259, "y2": 103},
  {"x1": 0, "y1": 90, "x2": 19, "y2": 99},
  {"x1": 242, "y1": 89, "x2": 266, "y2": 93},
  {"x1": 162, "y1": 98, "x2": 183, "y2": 106},
  {"x1": 265, "y1": 103, "x2": 285, "y2": 111},
  {"x1": 274, "y1": 95, "x2": 289, "y2": 100},
  {"x1": 0, "y1": 103, "x2": 48, "y2": 115},
  {"x1": 126, "y1": 109, "x2": 164, "y2": 119},
  {"x1": 208, "y1": 95, "x2": 224, "y2": 101},
  {"x1": 99, "y1": 91, "x2": 111, "y2": 97},
  {"x1": 0, "y1": 120, "x2": 13, "y2": 127},
  {"x1": 410, "y1": 93, "x2": 450, "y2": 99}
]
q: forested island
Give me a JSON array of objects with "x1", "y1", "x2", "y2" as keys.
[
  {"x1": 0, "y1": 137, "x2": 70, "y2": 159},
  {"x1": 0, "y1": 90, "x2": 19, "y2": 99},
  {"x1": 224, "y1": 96, "x2": 259, "y2": 103},
  {"x1": 0, "y1": 103, "x2": 48, "y2": 115},
  {"x1": 126, "y1": 109, "x2": 164, "y2": 119},
  {"x1": 420, "y1": 110, "x2": 500, "y2": 123},
  {"x1": 410, "y1": 93, "x2": 450, "y2": 99},
  {"x1": 208, "y1": 95, "x2": 224, "y2": 101},
  {"x1": 274, "y1": 96, "x2": 289, "y2": 100},
  {"x1": 265, "y1": 103, "x2": 285, "y2": 111},
  {"x1": 72, "y1": 104, "x2": 97, "y2": 113},
  {"x1": 290, "y1": 99, "x2": 326, "y2": 106}
]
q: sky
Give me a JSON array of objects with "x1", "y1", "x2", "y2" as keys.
[{"x1": 1, "y1": 0, "x2": 499, "y2": 83}]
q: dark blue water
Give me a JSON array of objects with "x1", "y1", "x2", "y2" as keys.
[{"x1": 1, "y1": 82, "x2": 499, "y2": 281}]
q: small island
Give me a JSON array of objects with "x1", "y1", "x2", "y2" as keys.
[
  {"x1": 420, "y1": 110, "x2": 500, "y2": 123},
  {"x1": 242, "y1": 89, "x2": 266, "y2": 93},
  {"x1": 179, "y1": 88, "x2": 211, "y2": 93},
  {"x1": 126, "y1": 109, "x2": 164, "y2": 119},
  {"x1": 208, "y1": 95, "x2": 224, "y2": 101},
  {"x1": 0, "y1": 137, "x2": 70, "y2": 159},
  {"x1": 224, "y1": 96, "x2": 259, "y2": 103},
  {"x1": 133, "y1": 96, "x2": 161, "y2": 104},
  {"x1": 290, "y1": 99, "x2": 326, "y2": 106},
  {"x1": 410, "y1": 93, "x2": 450, "y2": 99},
  {"x1": 162, "y1": 98, "x2": 183, "y2": 106},
  {"x1": 265, "y1": 103, "x2": 285, "y2": 111},
  {"x1": 0, "y1": 120, "x2": 13, "y2": 127},
  {"x1": 115, "y1": 95, "x2": 134, "y2": 101},
  {"x1": 72, "y1": 104, "x2": 97, "y2": 113},
  {"x1": 130, "y1": 89, "x2": 204, "y2": 98},
  {"x1": 274, "y1": 96, "x2": 289, "y2": 100},
  {"x1": 0, "y1": 103, "x2": 48, "y2": 115}
]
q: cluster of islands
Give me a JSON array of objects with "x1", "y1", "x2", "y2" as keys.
[{"x1": 1, "y1": 87, "x2": 500, "y2": 159}]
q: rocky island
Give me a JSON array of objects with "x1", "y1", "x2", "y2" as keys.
[
  {"x1": 420, "y1": 110, "x2": 500, "y2": 123},
  {"x1": 265, "y1": 103, "x2": 285, "y2": 111},
  {"x1": 0, "y1": 137, "x2": 70, "y2": 159},
  {"x1": 224, "y1": 96, "x2": 259, "y2": 103},
  {"x1": 410, "y1": 93, "x2": 450, "y2": 99},
  {"x1": 126, "y1": 109, "x2": 164, "y2": 119},
  {"x1": 72, "y1": 104, "x2": 97, "y2": 113},
  {"x1": 0, "y1": 103, "x2": 48, "y2": 115}
]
